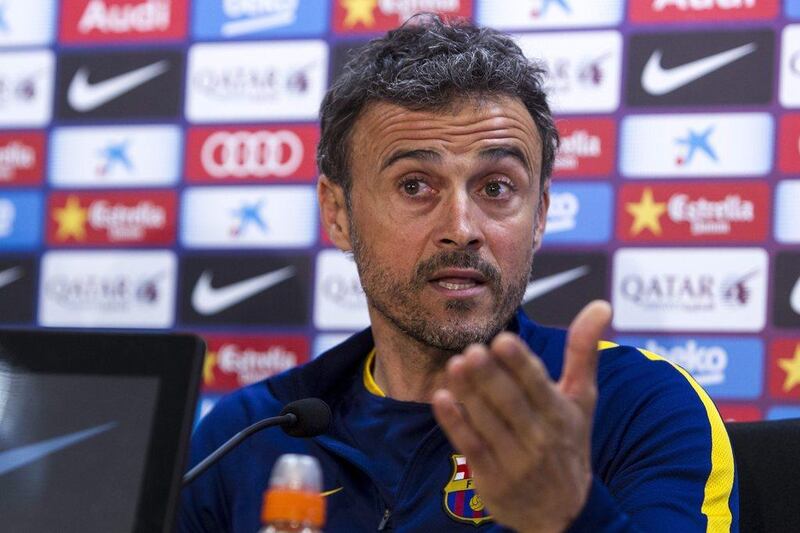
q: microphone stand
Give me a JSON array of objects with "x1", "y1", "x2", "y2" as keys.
[{"x1": 182, "y1": 413, "x2": 296, "y2": 487}]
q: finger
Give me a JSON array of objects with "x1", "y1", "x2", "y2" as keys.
[
  {"x1": 458, "y1": 343, "x2": 545, "y2": 446},
  {"x1": 432, "y1": 388, "x2": 500, "y2": 475},
  {"x1": 490, "y1": 332, "x2": 559, "y2": 410},
  {"x1": 446, "y1": 348, "x2": 534, "y2": 465},
  {"x1": 559, "y1": 300, "x2": 612, "y2": 412}
]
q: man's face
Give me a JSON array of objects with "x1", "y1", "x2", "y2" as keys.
[{"x1": 327, "y1": 96, "x2": 548, "y2": 353}]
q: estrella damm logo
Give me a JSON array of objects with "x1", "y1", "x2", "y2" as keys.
[{"x1": 443, "y1": 454, "x2": 491, "y2": 525}]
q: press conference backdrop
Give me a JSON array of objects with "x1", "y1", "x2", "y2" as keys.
[{"x1": 0, "y1": 0, "x2": 798, "y2": 424}]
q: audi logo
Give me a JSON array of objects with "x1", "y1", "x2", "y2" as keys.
[{"x1": 201, "y1": 130, "x2": 304, "y2": 178}]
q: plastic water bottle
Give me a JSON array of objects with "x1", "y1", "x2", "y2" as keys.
[{"x1": 259, "y1": 454, "x2": 325, "y2": 533}]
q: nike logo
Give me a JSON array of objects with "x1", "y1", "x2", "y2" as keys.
[
  {"x1": 192, "y1": 266, "x2": 295, "y2": 316},
  {"x1": 0, "y1": 266, "x2": 23, "y2": 290},
  {"x1": 67, "y1": 60, "x2": 170, "y2": 112},
  {"x1": 523, "y1": 265, "x2": 590, "y2": 304},
  {"x1": 0, "y1": 422, "x2": 116, "y2": 477},
  {"x1": 641, "y1": 42, "x2": 757, "y2": 96},
  {"x1": 791, "y1": 277, "x2": 800, "y2": 315}
]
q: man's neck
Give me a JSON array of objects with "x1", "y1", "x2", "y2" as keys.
[{"x1": 367, "y1": 312, "x2": 455, "y2": 403}]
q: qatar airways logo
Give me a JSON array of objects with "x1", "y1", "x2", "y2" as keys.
[
  {"x1": 646, "y1": 339, "x2": 727, "y2": 386},
  {"x1": 77, "y1": 0, "x2": 171, "y2": 34},
  {"x1": 0, "y1": 141, "x2": 35, "y2": 181},
  {"x1": 613, "y1": 248, "x2": 767, "y2": 331},
  {"x1": 667, "y1": 194, "x2": 754, "y2": 235},
  {"x1": 216, "y1": 343, "x2": 298, "y2": 383}
]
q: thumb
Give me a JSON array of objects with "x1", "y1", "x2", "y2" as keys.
[{"x1": 559, "y1": 300, "x2": 612, "y2": 412}]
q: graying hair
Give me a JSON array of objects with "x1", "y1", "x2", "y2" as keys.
[{"x1": 316, "y1": 15, "x2": 559, "y2": 198}]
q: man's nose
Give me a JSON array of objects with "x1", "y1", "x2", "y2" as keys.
[{"x1": 435, "y1": 190, "x2": 484, "y2": 250}]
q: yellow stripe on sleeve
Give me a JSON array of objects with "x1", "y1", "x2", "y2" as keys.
[{"x1": 637, "y1": 349, "x2": 735, "y2": 532}]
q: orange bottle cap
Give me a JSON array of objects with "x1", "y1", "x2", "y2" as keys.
[{"x1": 261, "y1": 488, "x2": 326, "y2": 527}]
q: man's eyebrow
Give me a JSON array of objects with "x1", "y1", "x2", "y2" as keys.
[
  {"x1": 380, "y1": 149, "x2": 441, "y2": 171},
  {"x1": 479, "y1": 146, "x2": 533, "y2": 175}
]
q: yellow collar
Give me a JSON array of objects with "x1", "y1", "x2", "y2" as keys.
[{"x1": 362, "y1": 348, "x2": 386, "y2": 397}]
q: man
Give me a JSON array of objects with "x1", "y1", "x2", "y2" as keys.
[{"x1": 180, "y1": 17, "x2": 738, "y2": 532}]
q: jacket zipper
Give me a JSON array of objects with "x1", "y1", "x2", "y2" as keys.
[{"x1": 377, "y1": 508, "x2": 391, "y2": 530}]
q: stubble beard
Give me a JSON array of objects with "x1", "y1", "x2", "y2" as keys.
[{"x1": 349, "y1": 225, "x2": 532, "y2": 354}]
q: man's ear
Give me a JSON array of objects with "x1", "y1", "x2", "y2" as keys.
[
  {"x1": 533, "y1": 179, "x2": 550, "y2": 252},
  {"x1": 318, "y1": 174, "x2": 352, "y2": 251}
]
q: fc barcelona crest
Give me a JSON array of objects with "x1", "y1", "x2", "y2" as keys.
[{"x1": 443, "y1": 454, "x2": 492, "y2": 526}]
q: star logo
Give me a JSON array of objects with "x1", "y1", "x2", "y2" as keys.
[
  {"x1": 203, "y1": 350, "x2": 217, "y2": 385},
  {"x1": 675, "y1": 126, "x2": 717, "y2": 166},
  {"x1": 231, "y1": 199, "x2": 268, "y2": 237},
  {"x1": 778, "y1": 344, "x2": 800, "y2": 394},
  {"x1": 97, "y1": 140, "x2": 132, "y2": 176},
  {"x1": 531, "y1": 0, "x2": 570, "y2": 18},
  {"x1": 341, "y1": 0, "x2": 377, "y2": 28},
  {"x1": 626, "y1": 188, "x2": 666, "y2": 236},
  {"x1": 52, "y1": 195, "x2": 88, "y2": 242}
]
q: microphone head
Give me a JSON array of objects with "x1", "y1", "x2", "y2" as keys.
[{"x1": 279, "y1": 398, "x2": 331, "y2": 438}]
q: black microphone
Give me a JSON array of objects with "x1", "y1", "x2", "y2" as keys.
[{"x1": 182, "y1": 398, "x2": 331, "y2": 487}]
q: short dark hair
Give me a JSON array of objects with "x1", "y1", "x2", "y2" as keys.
[{"x1": 316, "y1": 15, "x2": 559, "y2": 198}]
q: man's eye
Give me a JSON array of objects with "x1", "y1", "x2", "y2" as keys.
[
  {"x1": 484, "y1": 181, "x2": 509, "y2": 198},
  {"x1": 402, "y1": 179, "x2": 424, "y2": 195}
]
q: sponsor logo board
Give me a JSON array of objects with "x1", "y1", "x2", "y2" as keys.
[
  {"x1": 790, "y1": 0, "x2": 800, "y2": 18},
  {"x1": 56, "y1": 49, "x2": 183, "y2": 120},
  {"x1": 627, "y1": 29, "x2": 773, "y2": 107},
  {"x1": 49, "y1": 125, "x2": 182, "y2": 188},
  {"x1": 612, "y1": 248, "x2": 767, "y2": 332},
  {"x1": 47, "y1": 191, "x2": 176, "y2": 246},
  {"x1": 0, "y1": 191, "x2": 43, "y2": 250},
  {"x1": 0, "y1": 50, "x2": 55, "y2": 127},
  {"x1": 780, "y1": 25, "x2": 800, "y2": 108},
  {"x1": 186, "y1": 40, "x2": 328, "y2": 123},
  {"x1": 522, "y1": 252, "x2": 608, "y2": 327},
  {"x1": 716, "y1": 404, "x2": 762, "y2": 422},
  {"x1": 767, "y1": 406, "x2": 800, "y2": 420},
  {"x1": 0, "y1": 256, "x2": 38, "y2": 324},
  {"x1": 332, "y1": 0, "x2": 472, "y2": 33},
  {"x1": 553, "y1": 118, "x2": 615, "y2": 177},
  {"x1": 617, "y1": 182, "x2": 769, "y2": 242},
  {"x1": 619, "y1": 113, "x2": 773, "y2": 177},
  {"x1": 38, "y1": 250, "x2": 176, "y2": 328},
  {"x1": 314, "y1": 249, "x2": 369, "y2": 330},
  {"x1": 185, "y1": 125, "x2": 318, "y2": 182},
  {"x1": 477, "y1": 0, "x2": 623, "y2": 29},
  {"x1": 616, "y1": 335, "x2": 763, "y2": 399},
  {"x1": 193, "y1": 0, "x2": 329, "y2": 39},
  {"x1": 773, "y1": 251, "x2": 800, "y2": 328},
  {"x1": 59, "y1": 0, "x2": 188, "y2": 43},
  {"x1": 0, "y1": 132, "x2": 45, "y2": 186},
  {"x1": 179, "y1": 254, "x2": 311, "y2": 326},
  {"x1": 201, "y1": 334, "x2": 309, "y2": 392},
  {"x1": 515, "y1": 31, "x2": 622, "y2": 114},
  {"x1": 775, "y1": 181, "x2": 800, "y2": 243},
  {"x1": 180, "y1": 186, "x2": 317, "y2": 248},
  {"x1": 0, "y1": 0, "x2": 55, "y2": 45},
  {"x1": 778, "y1": 114, "x2": 800, "y2": 174},
  {"x1": 768, "y1": 339, "x2": 800, "y2": 400},
  {"x1": 544, "y1": 183, "x2": 612, "y2": 244},
  {"x1": 628, "y1": 0, "x2": 778, "y2": 23}
]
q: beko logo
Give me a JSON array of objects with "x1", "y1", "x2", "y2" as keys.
[
  {"x1": 646, "y1": 338, "x2": 727, "y2": 386},
  {"x1": 220, "y1": 0, "x2": 299, "y2": 36},
  {"x1": 547, "y1": 192, "x2": 578, "y2": 233},
  {"x1": 201, "y1": 130, "x2": 303, "y2": 178}
]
